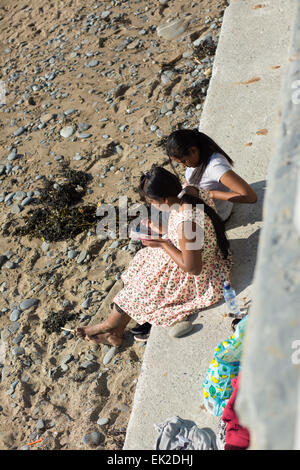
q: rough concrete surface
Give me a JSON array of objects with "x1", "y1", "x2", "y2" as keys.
[
  {"x1": 124, "y1": 0, "x2": 295, "y2": 450},
  {"x1": 236, "y1": 1, "x2": 300, "y2": 450}
]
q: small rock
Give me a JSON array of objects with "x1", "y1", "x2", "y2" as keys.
[
  {"x1": 41, "y1": 241, "x2": 50, "y2": 252},
  {"x1": 19, "y1": 298, "x2": 39, "y2": 311},
  {"x1": 77, "y1": 250, "x2": 88, "y2": 264},
  {"x1": 21, "y1": 196, "x2": 33, "y2": 207},
  {"x1": 67, "y1": 250, "x2": 78, "y2": 260},
  {"x1": 82, "y1": 431, "x2": 104, "y2": 447},
  {"x1": 35, "y1": 419, "x2": 46, "y2": 431},
  {"x1": 77, "y1": 133, "x2": 92, "y2": 139},
  {"x1": 12, "y1": 347, "x2": 25, "y2": 357},
  {"x1": 60, "y1": 126, "x2": 75, "y2": 138},
  {"x1": 103, "y1": 346, "x2": 118, "y2": 365},
  {"x1": 13, "y1": 126, "x2": 27, "y2": 137},
  {"x1": 81, "y1": 298, "x2": 90, "y2": 309},
  {"x1": 97, "y1": 417, "x2": 109, "y2": 426},
  {"x1": 10, "y1": 310, "x2": 21, "y2": 322}
]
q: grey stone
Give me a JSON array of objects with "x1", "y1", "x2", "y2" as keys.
[
  {"x1": 10, "y1": 204, "x2": 23, "y2": 214},
  {"x1": 86, "y1": 59, "x2": 99, "y2": 68},
  {"x1": 60, "y1": 126, "x2": 75, "y2": 138},
  {"x1": 79, "y1": 361, "x2": 99, "y2": 373},
  {"x1": 7, "y1": 149, "x2": 18, "y2": 161},
  {"x1": 77, "y1": 250, "x2": 88, "y2": 264},
  {"x1": 12, "y1": 347, "x2": 25, "y2": 356},
  {"x1": 82, "y1": 431, "x2": 104, "y2": 447},
  {"x1": 13, "y1": 191, "x2": 26, "y2": 202},
  {"x1": 81, "y1": 298, "x2": 90, "y2": 309},
  {"x1": 35, "y1": 419, "x2": 46, "y2": 431},
  {"x1": 21, "y1": 196, "x2": 33, "y2": 207},
  {"x1": 103, "y1": 346, "x2": 119, "y2": 365},
  {"x1": 67, "y1": 250, "x2": 78, "y2": 259},
  {"x1": 61, "y1": 354, "x2": 73, "y2": 365},
  {"x1": 77, "y1": 133, "x2": 92, "y2": 139},
  {"x1": 97, "y1": 417, "x2": 109, "y2": 426},
  {"x1": 41, "y1": 242, "x2": 50, "y2": 252},
  {"x1": 19, "y1": 298, "x2": 39, "y2": 311},
  {"x1": 4, "y1": 261, "x2": 16, "y2": 269},
  {"x1": 78, "y1": 123, "x2": 91, "y2": 131},
  {"x1": 13, "y1": 126, "x2": 26, "y2": 137}
]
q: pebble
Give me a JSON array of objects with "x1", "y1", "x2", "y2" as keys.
[
  {"x1": 35, "y1": 419, "x2": 46, "y2": 431},
  {"x1": 97, "y1": 417, "x2": 109, "y2": 426},
  {"x1": 10, "y1": 204, "x2": 23, "y2": 214},
  {"x1": 41, "y1": 242, "x2": 50, "y2": 252},
  {"x1": 67, "y1": 249, "x2": 78, "y2": 259},
  {"x1": 81, "y1": 298, "x2": 90, "y2": 309},
  {"x1": 82, "y1": 431, "x2": 104, "y2": 447},
  {"x1": 85, "y1": 60, "x2": 99, "y2": 68},
  {"x1": 61, "y1": 354, "x2": 73, "y2": 365},
  {"x1": 4, "y1": 261, "x2": 17, "y2": 269},
  {"x1": 7, "y1": 149, "x2": 18, "y2": 161},
  {"x1": 77, "y1": 133, "x2": 92, "y2": 139},
  {"x1": 12, "y1": 346, "x2": 25, "y2": 357},
  {"x1": 19, "y1": 298, "x2": 39, "y2": 311},
  {"x1": 13, "y1": 126, "x2": 26, "y2": 137},
  {"x1": 21, "y1": 196, "x2": 33, "y2": 207},
  {"x1": 103, "y1": 346, "x2": 118, "y2": 365},
  {"x1": 77, "y1": 250, "x2": 88, "y2": 264},
  {"x1": 78, "y1": 123, "x2": 91, "y2": 131},
  {"x1": 60, "y1": 126, "x2": 75, "y2": 138}
]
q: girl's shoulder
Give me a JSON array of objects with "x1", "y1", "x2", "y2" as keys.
[{"x1": 207, "y1": 152, "x2": 232, "y2": 170}]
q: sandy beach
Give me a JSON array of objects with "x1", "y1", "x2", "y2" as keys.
[{"x1": 0, "y1": 0, "x2": 228, "y2": 450}]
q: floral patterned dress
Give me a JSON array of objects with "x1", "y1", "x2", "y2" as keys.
[{"x1": 113, "y1": 199, "x2": 232, "y2": 327}]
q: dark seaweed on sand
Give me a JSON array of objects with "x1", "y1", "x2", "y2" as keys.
[
  {"x1": 43, "y1": 309, "x2": 78, "y2": 334},
  {"x1": 13, "y1": 165, "x2": 98, "y2": 242}
]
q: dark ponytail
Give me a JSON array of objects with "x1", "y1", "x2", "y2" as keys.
[
  {"x1": 179, "y1": 192, "x2": 229, "y2": 259},
  {"x1": 139, "y1": 166, "x2": 230, "y2": 259},
  {"x1": 166, "y1": 129, "x2": 233, "y2": 186}
]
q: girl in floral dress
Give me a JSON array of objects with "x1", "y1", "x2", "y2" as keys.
[{"x1": 77, "y1": 167, "x2": 232, "y2": 346}]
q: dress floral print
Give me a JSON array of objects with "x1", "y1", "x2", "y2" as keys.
[{"x1": 113, "y1": 197, "x2": 232, "y2": 327}]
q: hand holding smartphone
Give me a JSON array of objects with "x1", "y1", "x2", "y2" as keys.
[{"x1": 130, "y1": 222, "x2": 162, "y2": 241}]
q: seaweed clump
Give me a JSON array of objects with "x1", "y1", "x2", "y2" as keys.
[
  {"x1": 42, "y1": 309, "x2": 77, "y2": 334},
  {"x1": 13, "y1": 165, "x2": 98, "y2": 242}
]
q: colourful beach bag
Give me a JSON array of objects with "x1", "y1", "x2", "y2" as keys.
[{"x1": 202, "y1": 316, "x2": 248, "y2": 416}]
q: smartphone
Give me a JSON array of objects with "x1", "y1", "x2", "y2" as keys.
[{"x1": 130, "y1": 223, "x2": 161, "y2": 241}]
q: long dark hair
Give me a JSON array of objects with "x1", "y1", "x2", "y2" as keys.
[
  {"x1": 165, "y1": 129, "x2": 233, "y2": 185},
  {"x1": 139, "y1": 166, "x2": 230, "y2": 259}
]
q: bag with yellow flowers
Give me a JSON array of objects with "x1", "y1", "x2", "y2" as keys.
[{"x1": 202, "y1": 316, "x2": 248, "y2": 416}]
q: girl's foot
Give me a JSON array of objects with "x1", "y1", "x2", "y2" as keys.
[
  {"x1": 89, "y1": 331, "x2": 123, "y2": 347},
  {"x1": 76, "y1": 324, "x2": 123, "y2": 346},
  {"x1": 76, "y1": 323, "x2": 111, "y2": 339}
]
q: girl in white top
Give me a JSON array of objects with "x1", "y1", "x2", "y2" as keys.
[{"x1": 166, "y1": 129, "x2": 257, "y2": 221}]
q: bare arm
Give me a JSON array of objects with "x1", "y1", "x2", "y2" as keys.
[
  {"x1": 142, "y1": 219, "x2": 203, "y2": 275},
  {"x1": 210, "y1": 170, "x2": 257, "y2": 203}
]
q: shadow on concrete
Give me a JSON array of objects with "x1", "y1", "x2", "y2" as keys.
[
  {"x1": 229, "y1": 228, "x2": 261, "y2": 296},
  {"x1": 225, "y1": 179, "x2": 266, "y2": 231},
  {"x1": 184, "y1": 322, "x2": 203, "y2": 338}
]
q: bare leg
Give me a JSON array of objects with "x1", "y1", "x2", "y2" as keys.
[{"x1": 76, "y1": 305, "x2": 131, "y2": 346}]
